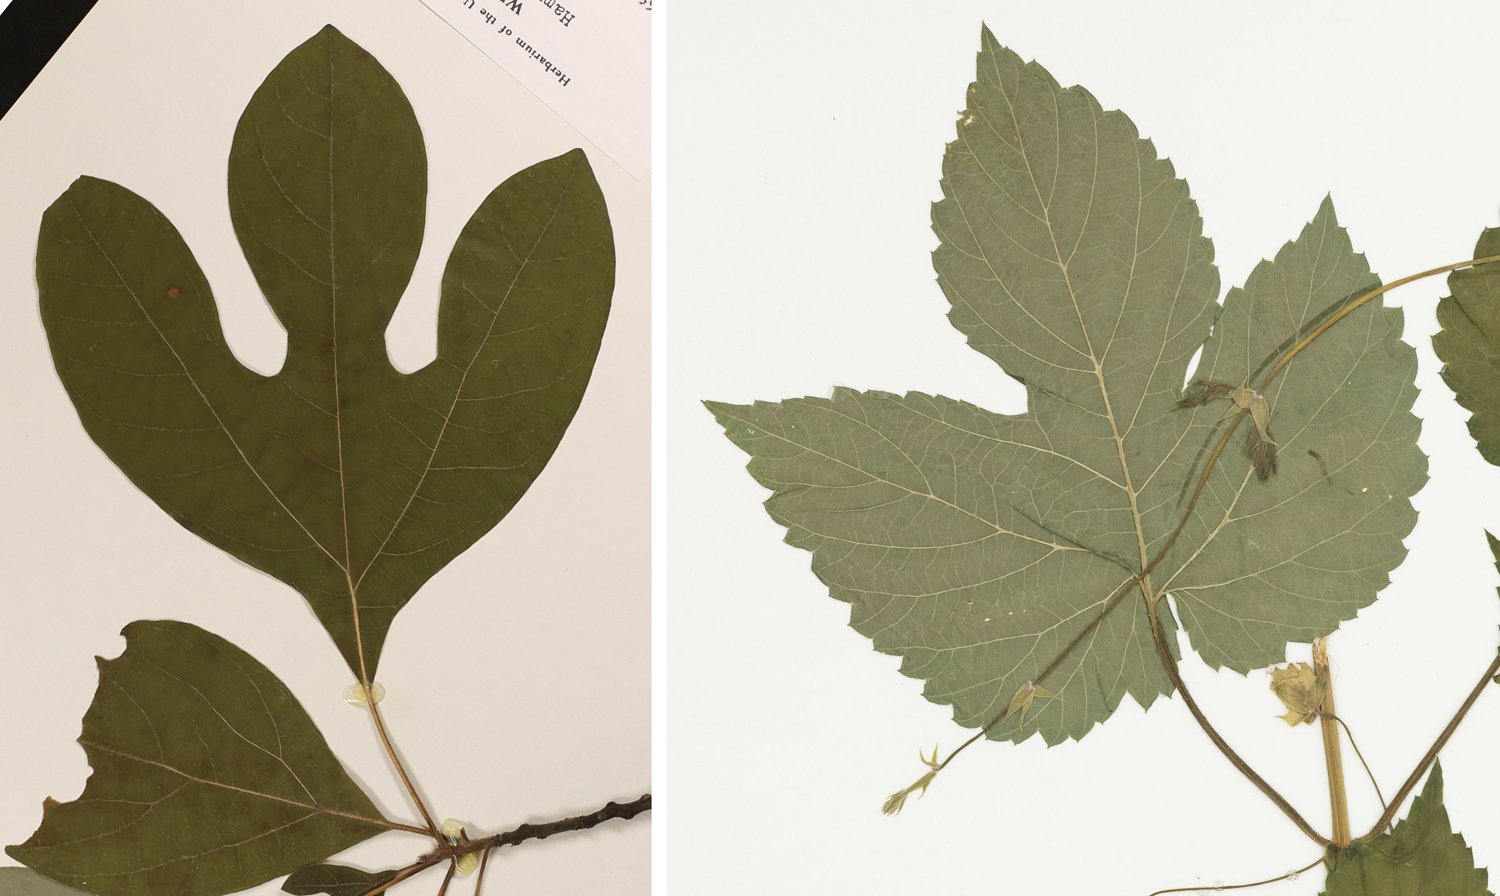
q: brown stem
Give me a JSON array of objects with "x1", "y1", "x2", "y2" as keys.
[
  {"x1": 464, "y1": 794, "x2": 652, "y2": 854},
  {"x1": 360, "y1": 856, "x2": 447, "y2": 896},
  {"x1": 1323, "y1": 713, "x2": 1387, "y2": 824},
  {"x1": 1357, "y1": 653, "x2": 1500, "y2": 842},
  {"x1": 1313, "y1": 639, "x2": 1350, "y2": 848},
  {"x1": 1148, "y1": 597, "x2": 1329, "y2": 846},
  {"x1": 433, "y1": 861, "x2": 456, "y2": 896},
  {"x1": 473, "y1": 845, "x2": 493, "y2": 895},
  {"x1": 365, "y1": 693, "x2": 441, "y2": 838},
  {"x1": 424, "y1": 793, "x2": 656, "y2": 874},
  {"x1": 1146, "y1": 854, "x2": 1324, "y2": 896},
  {"x1": 358, "y1": 795, "x2": 651, "y2": 896}
]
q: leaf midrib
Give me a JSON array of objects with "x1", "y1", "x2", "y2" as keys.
[
  {"x1": 75, "y1": 742, "x2": 393, "y2": 832},
  {"x1": 349, "y1": 154, "x2": 582, "y2": 599},
  {"x1": 65, "y1": 194, "x2": 347, "y2": 578},
  {"x1": 981, "y1": 42, "x2": 1154, "y2": 583},
  {"x1": 718, "y1": 402, "x2": 1086, "y2": 552}
]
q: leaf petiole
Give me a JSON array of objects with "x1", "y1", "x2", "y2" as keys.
[{"x1": 363, "y1": 688, "x2": 442, "y2": 838}]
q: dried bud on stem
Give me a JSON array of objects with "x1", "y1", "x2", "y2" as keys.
[
  {"x1": 1269, "y1": 662, "x2": 1327, "y2": 726},
  {"x1": 1176, "y1": 381, "x2": 1277, "y2": 478}
]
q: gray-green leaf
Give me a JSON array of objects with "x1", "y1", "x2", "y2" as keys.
[
  {"x1": 1321, "y1": 761, "x2": 1491, "y2": 895},
  {"x1": 6, "y1": 621, "x2": 391, "y2": 896},
  {"x1": 1435, "y1": 228, "x2": 1500, "y2": 465},
  {"x1": 37, "y1": 25, "x2": 614, "y2": 677},
  {"x1": 281, "y1": 863, "x2": 397, "y2": 896},
  {"x1": 0, "y1": 868, "x2": 91, "y2": 895},
  {"x1": 710, "y1": 27, "x2": 1424, "y2": 744}
]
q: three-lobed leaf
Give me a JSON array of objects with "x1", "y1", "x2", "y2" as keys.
[
  {"x1": 1320, "y1": 762, "x2": 1491, "y2": 895},
  {"x1": 7, "y1": 621, "x2": 390, "y2": 896},
  {"x1": 37, "y1": 25, "x2": 615, "y2": 677},
  {"x1": 710, "y1": 27, "x2": 1425, "y2": 744}
]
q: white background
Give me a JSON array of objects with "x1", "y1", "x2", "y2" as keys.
[
  {"x1": 665, "y1": 4, "x2": 1500, "y2": 895},
  {"x1": 0, "y1": 1, "x2": 649, "y2": 894},
  {"x1": 419, "y1": 0, "x2": 652, "y2": 179}
]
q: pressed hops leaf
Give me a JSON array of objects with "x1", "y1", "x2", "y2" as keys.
[
  {"x1": 709, "y1": 27, "x2": 1424, "y2": 745},
  {"x1": 36, "y1": 26, "x2": 614, "y2": 677},
  {"x1": 1435, "y1": 229, "x2": 1500, "y2": 465},
  {"x1": 6, "y1": 621, "x2": 390, "y2": 896},
  {"x1": 1320, "y1": 762, "x2": 1491, "y2": 895}
]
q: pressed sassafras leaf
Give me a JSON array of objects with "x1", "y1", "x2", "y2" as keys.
[
  {"x1": 709, "y1": 28, "x2": 1424, "y2": 744},
  {"x1": 1320, "y1": 762, "x2": 1491, "y2": 895},
  {"x1": 281, "y1": 863, "x2": 397, "y2": 896},
  {"x1": 36, "y1": 26, "x2": 614, "y2": 677},
  {"x1": 6, "y1": 621, "x2": 390, "y2": 896}
]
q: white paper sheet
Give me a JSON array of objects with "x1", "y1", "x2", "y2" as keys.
[{"x1": 420, "y1": 0, "x2": 650, "y2": 178}]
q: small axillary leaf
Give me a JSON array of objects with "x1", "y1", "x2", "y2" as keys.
[
  {"x1": 880, "y1": 744, "x2": 942, "y2": 816},
  {"x1": 1004, "y1": 679, "x2": 1056, "y2": 724}
]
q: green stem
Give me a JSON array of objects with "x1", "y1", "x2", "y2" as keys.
[
  {"x1": 1314, "y1": 639, "x2": 1351, "y2": 849},
  {"x1": 1321, "y1": 713, "x2": 1387, "y2": 825}
]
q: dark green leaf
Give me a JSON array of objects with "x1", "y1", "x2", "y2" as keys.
[
  {"x1": 0, "y1": 868, "x2": 91, "y2": 895},
  {"x1": 1321, "y1": 762, "x2": 1491, "y2": 895},
  {"x1": 710, "y1": 28, "x2": 1423, "y2": 744},
  {"x1": 281, "y1": 863, "x2": 397, "y2": 896},
  {"x1": 36, "y1": 26, "x2": 615, "y2": 677},
  {"x1": 6, "y1": 621, "x2": 391, "y2": 896}
]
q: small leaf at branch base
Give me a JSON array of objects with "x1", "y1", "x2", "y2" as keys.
[
  {"x1": 0, "y1": 868, "x2": 92, "y2": 895},
  {"x1": 1320, "y1": 762, "x2": 1491, "y2": 895},
  {"x1": 7, "y1": 621, "x2": 389, "y2": 896},
  {"x1": 281, "y1": 863, "x2": 398, "y2": 896}
]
